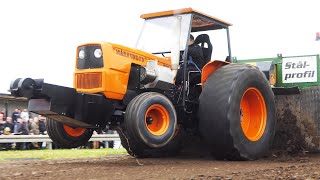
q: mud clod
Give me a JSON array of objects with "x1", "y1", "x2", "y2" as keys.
[{"x1": 273, "y1": 108, "x2": 306, "y2": 154}]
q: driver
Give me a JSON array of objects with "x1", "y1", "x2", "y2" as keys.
[
  {"x1": 175, "y1": 34, "x2": 204, "y2": 85},
  {"x1": 187, "y1": 34, "x2": 205, "y2": 69}
]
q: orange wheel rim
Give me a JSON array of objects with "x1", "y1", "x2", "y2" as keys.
[
  {"x1": 145, "y1": 104, "x2": 170, "y2": 136},
  {"x1": 240, "y1": 88, "x2": 267, "y2": 141},
  {"x1": 63, "y1": 125, "x2": 86, "y2": 137}
]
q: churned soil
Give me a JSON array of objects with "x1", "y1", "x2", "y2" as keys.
[{"x1": 0, "y1": 152, "x2": 319, "y2": 180}]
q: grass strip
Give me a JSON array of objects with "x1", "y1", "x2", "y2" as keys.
[{"x1": 0, "y1": 148, "x2": 127, "y2": 161}]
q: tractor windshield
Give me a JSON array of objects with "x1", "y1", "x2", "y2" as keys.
[{"x1": 136, "y1": 14, "x2": 192, "y2": 54}]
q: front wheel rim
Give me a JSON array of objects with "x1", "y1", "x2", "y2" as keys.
[
  {"x1": 240, "y1": 88, "x2": 267, "y2": 141},
  {"x1": 63, "y1": 125, "x2": 86, "y2": 137},
  {"x1": 145, "y1": 104, "x2": 170, "y2": 136}
]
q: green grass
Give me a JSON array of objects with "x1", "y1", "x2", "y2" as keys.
[{"x1": 0, "y1": 148, "x2": 128, "y2": 161}]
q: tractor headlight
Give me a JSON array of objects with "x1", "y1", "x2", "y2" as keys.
[
  {"x1": 94, "y1": 49, "x2": 102, "y2": 58},
  {"x1": 77, "y1": 45, "x2": 103, "y2": 69},
  {"x1": 79, "y1": 50, "x2": 85, "y2": 59}
]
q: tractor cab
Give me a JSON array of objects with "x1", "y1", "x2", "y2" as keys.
[
  {"x1": 137, "y1": 8, "x2": 233, "y2": 70},
  {"x1": 137, "y1": 8, "x2": 233, "y2": 108}
]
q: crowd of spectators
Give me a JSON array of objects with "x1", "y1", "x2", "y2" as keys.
[
  {"x1": 0, "y1": 108, "x2": 46, "y2": 150},
  {"x1": 0, "y1": 108, "x2": 121, "y2": 150}
]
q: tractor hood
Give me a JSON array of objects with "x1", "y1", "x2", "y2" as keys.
[{"x1": 75, "y1": 42, "x2": 172, "y2": 70}]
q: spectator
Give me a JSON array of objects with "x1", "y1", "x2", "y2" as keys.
[
  {"x1": 3, "y1": 127, "x2": 11, "y2": 135},
  {"x1": 30, "y1": 117, "x2": 40, "y2": 149},
  {"x1": 20, "y1": 109, "x2": 29, "y2": 122},
  {"x1": 0, "y1": 114, "x2": 6, "y2": 135},
  {"x1": 39, "y1": 115, "x2": 46, "y2": 134},
  {"x1": 16, "y1": 118, "x2": 29, "y2": 135},
  {"x1": 2, "y1": 117, "x2": 15, "y2": 150},
  {"x1": 11, "y1": 109, "x2": 20, "y2": 123},
  {"x1": 0, "y1": 115, "x2": 6, "y2": 150},
  {"x1": 92, "y1": 131, "x2": 99, "y2": 149},
  {"x1": 4, "y1": 117, "x2": 14, "y2": 134},
  {"x1": 28, "y1": 117, "x2": 34, "y2": 130},
  {"x1": 0, "y1": 108, "x2": 6, "y2": 118},
  {"x1": 29, "y1": 117, "x2": 38, "y2": 134},
  {"x1": 2, "y1": 125, "x2": 13, "y2": 150},
  {"x1": 15, "y1": 118, "x2": 29, "y2": 150}
]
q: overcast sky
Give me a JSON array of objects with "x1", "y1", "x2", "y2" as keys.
[{"x1": 0, "y1": 0, "x2": 319, "y2": 93}]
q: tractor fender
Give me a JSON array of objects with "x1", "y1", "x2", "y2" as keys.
[{"x1": 201, "y1": 60, "x2": 229, "y2": 87}]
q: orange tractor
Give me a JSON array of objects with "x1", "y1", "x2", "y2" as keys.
[{"x1": 10, "y1": 8, "x2": 275, "y2": 160}]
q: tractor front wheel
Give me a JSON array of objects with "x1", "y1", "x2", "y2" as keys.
[
  {"x1": 47, "y1": 118, "x2": 93, "y2": 148},
  {"x1": 118, "y1": 92, "x2": 184, "y2": 158}
]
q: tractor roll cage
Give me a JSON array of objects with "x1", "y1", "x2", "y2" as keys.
[
  {"x1": 140, "y1": 8, "x2": 232, "y2": 30},
  {"x1": 141, "y1": 8, "x2": 233, "y2": 108}
]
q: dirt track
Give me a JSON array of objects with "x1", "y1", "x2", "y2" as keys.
[{"x1": 0, "y1": 152, "x2": 320, "y2": 180}]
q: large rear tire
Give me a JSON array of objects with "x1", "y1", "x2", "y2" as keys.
[
  {"x1": 198, "y1": 64, "x2": 276, "y2": 160},
  {"x1": 47, "y1": 119, "x2": 93, "y2": 148},
  {"x1": 118, "y1": 92, "x2": 184, "y2": 158}
]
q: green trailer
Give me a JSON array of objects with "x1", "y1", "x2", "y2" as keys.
[{"x1": 235, "y1": 54, "x2": 320, "y2": 152}]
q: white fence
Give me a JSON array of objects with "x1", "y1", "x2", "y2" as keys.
[{"x1": 0, "y1": 134, "x2": 121, "y2": 149}]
